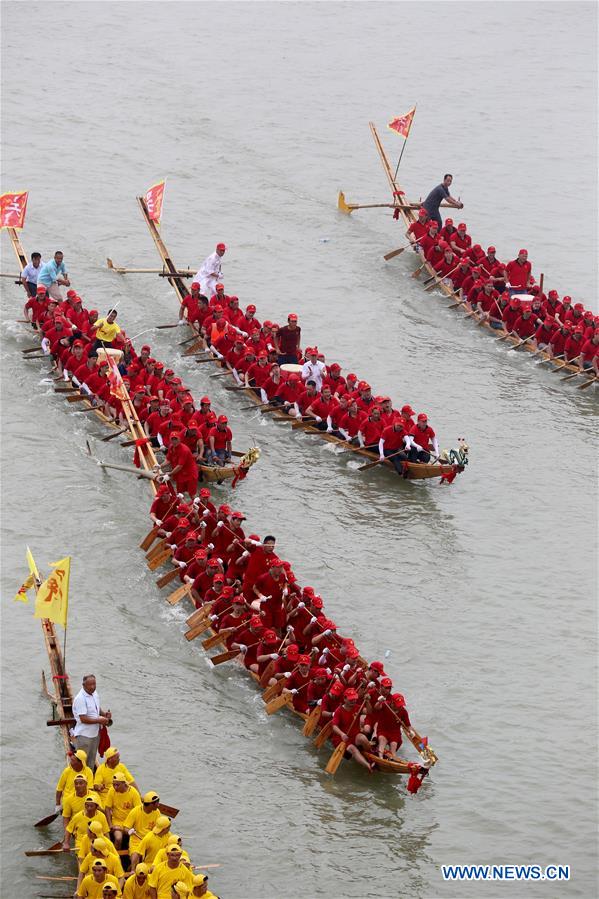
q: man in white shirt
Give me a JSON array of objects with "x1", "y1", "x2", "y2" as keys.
[
  {"x1": 301, "y1": 347, "x2": 326, "y2": 391},
  {"x1": 72, "y1": 674, "x2": 111, "y2": 769},
  {"x1": 193, "y1": 242, "x2": 226, "y2": 301},
  {"x1": 21, "y1": 251, "x2": 43, "y2": 297}
]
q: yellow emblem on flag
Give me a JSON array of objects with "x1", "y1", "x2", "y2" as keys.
[
  {"x1": 13, "y1": 546, "x2": 41, "y2": 603},
  {"x1": 387, "y1": 107, "x2": 416, "y2": 140},
  {"x1": 34, "y1": 557, "x2": 71, "y2": 627}
]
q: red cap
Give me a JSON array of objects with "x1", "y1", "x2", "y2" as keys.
[
  {"x1": 314, "y1": 667, "x2": 328, "y2": 678},
  {"x1": 562, "y1": 295, "x2": 572, "y2": 304},
  {"x1": 66, "y1": 289, "x2": 77, "y2": 298},
  {"x1": 216, "y1": 243, "x2": 226, "y2": 251},
  {"x1": 329, "y1": 362, "x2": 341, "y2": 371},
  {"x1": 418, "y1": 208, "x2": 427, "y2": 217},
  {"x1": 392, "y1": 692, "x2": 406, "y2": 707},
  {"x1": 303, "y1": 586, "x2": 315, "y2": 596},
  {"x1": 263, "y1": 630, "x2": 278, "y2": 644},
  {"x1": 207, "y1": 558, "x2": 221, "y2": 568},
  {"x1": 457, "y1": 222, "x2": 467, "y2": 230},
  {"x1": 401, "y1": 404, "x2": 415, "y2": 416},
  {"x1": 445, "y1": 218, "x2": 453, "y2": 225},
  {"x1": 36, "y1": 285, "x2": 47, "y2": 294},
  {"x1": 311, "y1": 596, "x2": 323, "y2": 610},
  {"x1": 194, "y1": 548, "x2": 207, "y2": 560},
  {"x1": 518, "y1": 249, "x2": 528, "y2": 256},
  {"x1": 231, "y1": 511, "x2": 245, "y2": 520},
  {"x1": 298, "y1": 654, "x2": 311, "y2": 666},
  {"x1": 330, "y1": 681, "x2": 345, "y2": 697},
  {"x1": 288, "y1": 313, "x2": 298, "y2": 321},
  {"x1": 344, "y1": 688, "x2": 359, "y2": 701},
  {"x1": 215, "y1": 283, "x2": 224, "y2": 290},
  {"x1": 548, "y1": 290, "x2": 558, "y2": 299},
  {"x1": 249, "y1": 616, "x2": 262, "y2": 628},
  {"x1": 285, "y1": 643, "x2": 299, "y2": 657},
  {"x1": 246, "y1": 304, "x2": 257, "y2": 313},
  {"x1": 369, "y1": 661, "x2": 385, "y2": 672},
  {"x1": 177, "y1": 517, "x2": 190, "y2": 528},
  {"x1": 200, "y1": 396, "x2": 210, "y2": 405},
  {"x1": 217, "y1": 415, "x2": 228, "y2": 424},
  {"x1": 381, "y1": 677, "x2": 393, "y2": 688},
  {"x1": 191, "y1": 282, "x2": 200, "y2": 289},
  {"x1": 141, "y1": 344, "x2": 151, "y2": 351},
  {"x1": 219, "y1": 504, "x2": 232, "y2": 514},
  {"x1": 200, "y1": 487, "x2": 211, "y2": 497},
  {"x1": 487, "y1": 246, "x2": 496, "y2": 254},
  {"x1": 346, "y1": 645, "x2": 359, "y2": 660}
]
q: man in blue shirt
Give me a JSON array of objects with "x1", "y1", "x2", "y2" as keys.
[
  {"x1": 422, "y1": 174, "x2": 464, "y2": 228},
  {"x1": 20, "y1": 251, "x2": 43, "y2": 297},
  {"x1": 37, "y1": 250, "x2": 70, "y2": 300}
]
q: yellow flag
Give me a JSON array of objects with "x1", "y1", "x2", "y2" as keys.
[
  {"x1": 34, "y1": 557, "x2": 70, "y2": 627},
  {"x1": 13, "y1": 546, "x2": 41, "y2": 603}
]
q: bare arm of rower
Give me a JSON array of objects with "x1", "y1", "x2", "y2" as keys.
[{"x1": 446, "y1": 194, "x2": 463, "y2": 209}]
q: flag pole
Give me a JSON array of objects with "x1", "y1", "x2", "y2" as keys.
[{"x1": 393, "y1": 140, "x2": 409, "y2": 181}]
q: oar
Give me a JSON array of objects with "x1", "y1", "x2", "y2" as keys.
[
  {"x1": 155, "y1": 323, "x2": 180, "y2": 329},
  {"x1": 411, "y1": 260, "x2": 428, "y2": 279},
  {"x1": 34, "y1": 812, "x2": 60, "y2": 828},
  {"x1": 156, "y1": 567, "x2": 180, "y2": 589},
  {"x1": 147, "y1": 546, "x2": 173, "y2": 571},
  {"x1": 211, "y1": 635, "x2": 261, "y2": 666},
  {"x1": 303, "y1": 703, "x2": 322, "y2": 737},
  {"x1": 167, "y1": 583, "x2": 193, "y2": 605},
  {"x1": 561, "y1": 365, "x2": 589, "y2": 382},
  {"x1": 241, "y1": 402, "x2": 278, "y2": 412},
  {"x1": 22, "y1": 346, "x2": 45, "y2": 354},
  {"x1": 324, "y1": 699, "x2": 366, "y2": 775},
  {"x1": 265, "y1": 691, "x2": 293, "y2": 715},
  {"x1": 424, "y1": 262, "x2": 460, "y2": 291},
  {"x1": 313, "y1": 719, "x2": 334, "y2": 748},
  {"x1": 100, "y1": 426, "x2": 129, "y2": 442},
  {"x1": 578, "y1": 374, "x2": 598, "y2": 390},
  {"x1": 383, "y1": 243, "x2": 412, "y2": 261},
  {"x1": 65, "y1": 393, "x2": 89, "y2": 403},
  {"x1": 358, "y1": 448, "x2": 405, "y2": 472},
  {"x1": 507, "y1": 335, "x2": 535, "y2": 352},
  {"x1": 550, "y1": 359, "x2": 574, "y2": 374}
]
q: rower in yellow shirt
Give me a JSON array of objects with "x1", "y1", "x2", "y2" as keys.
[
  {"x1": 92, "y1": 309, "x2": 121, "y2": 348},
  {"x1": 94, "y1": 747, "x2": 138, "y2": 795},
  {"x1": 136, "y1": 815, "x2": 172, "y2": 865},
  {"x1": 171, "y1": 884, "x2": 191, "y2": 898},
  {"x1": 104, "y1": 772, "x2": 141, "y2": 848},
  {"x1": 122, "y1": 863, "x2": 151, "y2": 899},
  {"x1": 64, "y1": 796, "x2": 109, "y2": 851},
  {"x1": 78, "y1": 838, "x2": 125, "y2": 894},
  {"x1": 78, "y1": 819, "x2": 119, "y2": 862},
  {"x1": 76, "y1": 858, "x2": 120, "y2": 898},
  {"x1": 191, "y1": 873, "x2": 220, "y2": 899},
  {"x1": 125, "y1": 791, "x2": 161, "y2": 862},
  {"x1": 152, "y1": 835, "x2": 190, "y2": 868},
  {"x1": 62, "y1": 773, "x2": 92, "y2": 836},
  {"x1": 56, "y1": 749, "x2": 93, "y2": 808},
  {"x1": 147, "y1": 845, "x2": 193, "y2": 898}
]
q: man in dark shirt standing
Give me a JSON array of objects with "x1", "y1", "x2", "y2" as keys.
[
  {"x1": 275, "y1": 313, "x2": 302, "y2": 365},
  {"x1": 422, "y1": 174, "x2": 464, "y2": 228}
]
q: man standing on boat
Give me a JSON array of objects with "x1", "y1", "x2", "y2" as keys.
[
  {"x1": 422, "y1": 175, "x2": 463, "y2": 228},
  {"x1": 72, "y1": 674, "x2": 111, "y2": 770},
  {"x1": 194, "y1": 243, "x2": 226, "y2": 301},
  {"x1": 37, "y1": 250, "x2": 70, "y2": 301},
  {"x1": 20, "y1": 251, "x2": 43, "y2": 296}
]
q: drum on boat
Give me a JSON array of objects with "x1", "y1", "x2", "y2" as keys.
[
  {"x1": 280, "y1": 363, "x2": 303, "y2": 374},
  {"x1": 96, "y1": 347, "x2": 123, "y2": 365}
]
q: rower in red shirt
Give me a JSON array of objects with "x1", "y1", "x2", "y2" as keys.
[
  {"x1": 358, "y1": 406, "x2": 383, "y2": 451},
  {"x1": 355, "y1": 382, "x2": 375, "y2": 415},
  {"x1": 242, "y1": 535, "x2": 277, "y2": 597},
  {"x1": 373, "y1": 692, "x2": 413, "y2": 759},
  {"x1": 511, "y1": 307, "x2": 537, "y2": 340},
  {"x1": 253, "y1": 558, "x2": 287, "y2": 632},
  {"x1": 409, "y1": 413, "x2": 439, "y2": 463},
  {"x1": 417, "y1": 221, "x2": 440, "y2": 259},
  {"x1": 149, "y1": 483, "x2": 177, "y2": 527},
  {"x1": 564, "y1": 326, "x2": 585, "y2": 361},
  {"x1": 245, "y1": 350, "x2": 272, "y2": 393},
  {"x1": 533, "y1": 318, "x2": 557, "y2": 350},
  {"x1": 450, "y1": 258, "x2": 472, "y2": 293},
  {"x1": 542, "y1": 289, "x2": 563, "y2": 321},
  {"x1": 207, "y1": 414, "x2": 232, "y2": 464},
  {"x1": 331, "y1": 688, "x2": 373, "y2": 771},
  {"x1": 450, "y1": 222, "x2": 472, "y2": 256},
  {"x1": 434, "y1": 247, "x2": 459, "y2": 282},
  {"x1": 406, "y1": 208, "x2": 429, "y2": 244},
  {"x1": 378, "y1": 419, "x2": 411, "y2": 475},
  {"x1": 282, "y1": 655, "x2": 313, "y2": 714},
  {"x1": 322, "y1": 362, "x2": 347, "y2": 397},
  {"x1": 501, "y1": 297, "x2": 522, "y2": 333},
  {"x1": 305, "y1": 385, "x2": 339, "y2": 431},
  {"x1": 255, "y1": 630, "x2": 281, "y2": 678},
  {"x1": 439, "y1": 217, "x2": 457, "y2": 244},
  {"x1": 506, "y1": 249, "x2": 532, "y2": 293},
  {"x1": 480, "y1": 246, "x2": 501, "y2": 276},
  {"x1": 165, "y1": 432, "x2": 199, "y2": 498}
]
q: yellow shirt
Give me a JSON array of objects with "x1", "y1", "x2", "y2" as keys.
[
  {"x1": 153, "y1": 846, "x2": 191, "y2": 868},
  {"x1": 79, "y1": 850, "x2": 124, "y2": 879},
  {"x1": 122, "y1": 873, "x2": 152, "y2": 898},
  {"x1": 123, "y1": 806, "x2": 160, "y2": 851},
  {"x1": 137, "y1": 829, "x2": 171, "y2": 864},
  {"x1": 56, "y1": 763, "x2": 93, "y2": 797},
  {"x1": 67, "y1": 809, "x2": 109, "y2": 847},
  {"x1": 62, "y1": 791, "x2": 88, "y2": 821},
  {"x1": 78, "y1": 831, "x2": 119, "y2": 862},
  {"x1": 94, "y1": 761, "x2": 135, "y2": 793},
  {"x1": 78, "y1": 872, "x2": 121, "y2": 898},
  {"x1": 94, "y1": 318, "x2": 121, "y2": 342},
  {"x1": 104, "y1": 785, "x2": 141, "y2": 826},
  {"x1": 147, "y1": 861, "x2": 193, "y2": 899}
]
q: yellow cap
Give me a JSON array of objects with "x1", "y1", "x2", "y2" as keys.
[
  {"x1": 135, "y1": 863, "x2": 150, "y2": 875},
  {"x1": 101, "y1": 886, "x2": 117, "y2": 895},
  {"x1": 167, "y1": 834, "x2": 181, "y2": 845},
  {"x1": 167, "y1": 844, "x2": 182, "y2": 855},
  {"x1": 193, "y1": 873, "x2": 208, "y2": 885},
  {"x1": 143, "y1": 790, "x2": 159, "y2": 803},
  {"x1": 84, "y1": 794, "x2": 100, "y2": 804},
  {"x1": 89, "y1": 820, "x2": 104, "y2": 835},
  {"x1": 112, "y1": 771, "x2": 127, "y2": 782},
  {"x1": 73, "y1": 773, "x2": 87, "y2": 781},
  {"x1": 92, "y1": 858, "x2": 107, "y2": 869},
  {"x1": 104, "y1": 747, "x2": 119, "y2": 760},
  {"x1": 152, "y1": 815, "x2": 171, "y2": 833},
  {"x1": 73, "y1": 749, "x2": 87, "y2": 764},
  {"x1": 172, "y1": 884, "x2": 191, "y2": 897},
  {"x1": 92, "y1": 838, "x2": 107, "y2": 854}
]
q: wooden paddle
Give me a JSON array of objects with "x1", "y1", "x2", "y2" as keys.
[
  {"x1": 550, "y1": 359, "x2": 574, "y2": 373},
  {"x1": 202, "y1": 628, "x2": 235, "y2": 650},
  {"x1": 561, "y1": 366, "x2": 589, "y2": 382},
  {"x1": 578, "y1": 374, "x2": 598, "y2": 389},
  {"x1": 184, "y1": 620, "x2": 213, "y2": 641},
  {"x1": 185, "y1": 603, "x2": 213, "y2": 628},
  {"x1": 302, "y1": 703, "x2": 322, "y2": 737},
  {"x1": 156, "y1": 567, "x2": 180, "y2": 589},
  {"x1": 101, "y1": 426, "x2": 129, "y2": 442},
  {"x1": 147, "y1": 547, "x2": 173, "y2": 571},
  {"x1": 424, "y1": 261, "x2": 460, "y2": 292},
  {"x1": 358, "y1": 447, "x2": 405, "y2": 472},
  {"x1": 266, "y1": 691, "x2": 294, "y2": 715},
  {"x1": 146, "y1": 536, "x2": 169, "y2": 561},
  {"x1": 383, "y1": 243, "x2": 412, "y2": 261},
  {"x1": 507, "y1": 335, "x2": 535, "y2": 352},
  {"x1": 34, "y1": 812, "x2": 59, "y2": 828},
  {"x1": 167, "y1": 583, "x2": 193, "y2": 605},
  {"x1": 140, "y1": 524, "x2": 160, "y2": 551},
  {"x1": 324, "y1": 699, "x2": 366, "y2": 775},
  {"x1": 313, "y1": 719, "x2": 334, "y2": 748},
  {"x1": 65, "y1": 393, "x2": 89, "y2": 403},
  {"x1": 210, "y1": 648, "x2": 242, "y2": 665}
]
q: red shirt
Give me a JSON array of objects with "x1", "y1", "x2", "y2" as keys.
[
  {"x1": 564, "y1": 335, "x2": 584, "y2": 360},
  {"x1": 580, "y1": 339, "x2": 598, "y2": 362},
  {"x1": 512, "y1": 314, "x2": 537, "y2": 339},
  {"x1": 322, "y1": 374, "x2": 347, "y2": 396},
  {"x1": 380, "y1": 424, "x2": 408, "y2": 452},
  {"x1": 331, "y1": 704, "x2": 362, "y2": 745},
  {"x1": 506, "y1": 258, "x2": 532, "y2": 289},
  {"x1": 411, "y1": 423, "x2": 436, "y2": 451},
  {"x1": 307, "y1": 396, "x2": 338, "y2": 420},
  {"x1": 359, "y1": 416, "x2": 383, "y2": 446},
  {"x1": 246, "y1": 361, "x2": 272, "y2": 388},
  {"x1": 166, "y1": 442, "x2": 198, "y2": 481},
  {"x1": 208, "y1": 426, "x2": 232, "y2": 451},
  {"x1": 407, "y1": 220, "x2": 427, "y2": 242},
  {"x1": 450, "y1": 232, "x2": 471, "y2": 255},
  {"x1": 337, "y1": 411, "x2": 362, "y2": 438}
]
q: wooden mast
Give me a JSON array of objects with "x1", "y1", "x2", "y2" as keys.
[{"x1": 136, "y1": 196, "x2": 188, "y2": 305}]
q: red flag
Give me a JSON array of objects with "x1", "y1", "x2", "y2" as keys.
[
  {"x1": 387, "y1": 108, "x2": 416, "y2": 140},
  {"x1": 1, "y1": 191, "x2": 29, "y2": 229},
  {"x1": 106, "y1": 355, "x2": 127, "y2": 402},
  {"x1": 145, "y1": 180, "x2": 165, "y2": 223},
  {"x1": 98, "y1": 724, "x2": 111, "y2": 758}
]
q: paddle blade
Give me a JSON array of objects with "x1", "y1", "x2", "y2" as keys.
[
  {"x1": 302, "y1": 705, "x2": 321, "y2": 737},
  {"x1": 337, "y1": 191, "x2": 353, "y2": 214},
  {"x1": 265, "y1": 692, "x2": 290, "y2": 715},
  {"x1": 34, "y1": 812, "x2": 59, "y2": 828},
  {"x1": 259, "y1": 659, "x2": 275, "y2": 688},
  {"x1": 313, "y1": 720, "x2": 334, "y2": 748},
  {"x1": 325, "y1": 741, "x2": 346, "y2": 774},
  {"x1": 185, "y1": 605, "x2": 211, "y2": 627},
  {"x1": 262, "y1": 680, "x2": 283, "y2": 704},
  {"x1": 139, "y1": 525, "x2": 159, "y2": 551},
  {"x1": 158, "y1": 802, "x2": 179, "y2": 818},
  {"x1": 65, "y1": 394, "x2": 88, "y2": 403},
  {"x1": 156, "y1": 567, "x2": 180, "y2": 589},
  {"x1": 147, "y1": 549, "x2": 172, "y2": 571},
  {"x1": 184, "y1": 621, "x2": 212, "y2": 641},
  {"x1": 202, "y1": 631, "x2": 225, "y2": 650},
  {"x1": 167, "y1": 584, "x2": 192, "y2": 606},
  {"x1": 211, "y1": 649, "x2": 241, "y2": 666},
  {"x1": 383, "y1": 247, "x2": 406, "y2": 261}
]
